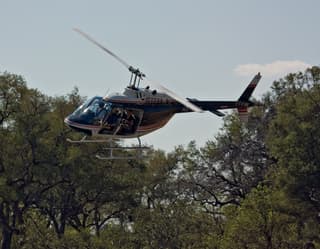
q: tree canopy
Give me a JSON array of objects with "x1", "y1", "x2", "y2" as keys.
[{"x1": 1, "y1": 68, "x2": 320, "y2": 249}]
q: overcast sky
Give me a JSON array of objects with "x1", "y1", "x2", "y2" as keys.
[{"x1": 1, "y1": 0, "x2": 319, "y2": 151}]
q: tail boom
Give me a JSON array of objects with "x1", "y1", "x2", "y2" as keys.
[{"x1": 186, "y1": 72, "x2": 261, "y2": 118}]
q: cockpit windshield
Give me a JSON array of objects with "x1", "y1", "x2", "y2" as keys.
[
  {"x1": 83, "y1": 98, "x2": 109, "y2": 115},
  {"x1": 72, "y1": 97, "x2": 99, "y2": 117},
  {"x1": 70, "y1": 96, "x2": 113, "y2": 125}
]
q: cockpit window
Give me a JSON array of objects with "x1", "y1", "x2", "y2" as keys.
[
  {"x1": 69, "y1": 96, "x2": 118, "y2": 126},
  {"x1": 68, "y1": 96, "x2": 143, "y2": 135},
  {"x1": 83, "y1": 98, "x2": 102, "y2": 114}
]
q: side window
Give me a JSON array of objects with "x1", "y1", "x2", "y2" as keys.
[{"x1": 98, "y1": 108, "x2": 142, "y2": 135}]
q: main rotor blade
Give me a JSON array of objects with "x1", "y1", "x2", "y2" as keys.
[
  {"x1": 73, "y1": 28, "x2": 202, "y2": 113},
  {"x1": 73, "y1": 28, "x2": 131, "y2": 70},
  {"x1": 148, "y1": 79, "x2": 203, "y2": 113}
]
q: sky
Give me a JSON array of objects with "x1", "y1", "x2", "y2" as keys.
[{"x1": 1, "y1": 0, "x2": 319, "y2": 151}]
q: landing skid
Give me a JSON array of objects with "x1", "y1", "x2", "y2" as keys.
[
  {"x1": 67, "y1": 136, "x2": 113, "y2": 143},
  {"x1": 66, "y1": 136, "x2": 150, "y2": 160},
  {"x1": 96, "y1": 147, "x2": 149, "y2": 160}
]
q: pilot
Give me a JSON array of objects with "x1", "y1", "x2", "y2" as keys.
[
  {"x1": 96, "y1": 101, "x2": 107, "y2": 122},
  {"x1": 98, "y1": 101, "x2": 104, "y2": 109}
]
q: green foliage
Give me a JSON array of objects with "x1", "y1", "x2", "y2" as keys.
[
  {"x1": 1, "y1": 68, "x2": 320, "y2": 248},
  {"x1": 268, "y1": 67, "x2": 320, "y2": 215},
  {"x1": 132, "y1": 201, "x2": 221, "y2": 249},
  {"x1": 222, "y1": 186, "x2": 303, "y2": 249}
]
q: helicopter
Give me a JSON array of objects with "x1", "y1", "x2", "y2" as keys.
[{"x1": 64, "y1": 29, "x2": 261, "y2": 159}]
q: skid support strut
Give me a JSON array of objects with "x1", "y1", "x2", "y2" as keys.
[{"x1": 67, "y1": 136, "x2": 149, "y2": 160}]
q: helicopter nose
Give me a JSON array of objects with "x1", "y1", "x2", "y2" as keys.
[
  {"x1": 64, "y1": 116, "x2": 72, "y2": 126},
  {"x1": 64, "y1": 114, "x2": 79, "y2": 125},
  {"x1": 64, "y1": 115, "x2": 80, "y2": 128},
  {"x1": 65, "y1": 114, "x2": 79, "y2": 123},
  {"x1": 64, "y1": 115, "x2": 93, "y2": 136}
]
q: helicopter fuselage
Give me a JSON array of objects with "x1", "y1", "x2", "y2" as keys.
[
  {"x1": 64, "y1": 72, "x2": 261, "y2": 140},
  {"x1": 64, "y1": 87, "x2": 186, "y2": 139}
]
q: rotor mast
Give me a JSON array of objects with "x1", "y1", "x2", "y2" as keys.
[{"x1": 128, "y1": 66, "x2": 145, "y2": 89}]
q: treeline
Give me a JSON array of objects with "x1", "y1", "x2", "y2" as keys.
[{"x1": 0, "y1": 67, "x2": 320, "y2": 249}]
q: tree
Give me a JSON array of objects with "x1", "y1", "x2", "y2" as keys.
[
  {"x1": 222, "y1": 185, "x2": 303, "y2": 249},
  {"x1": 267, "y1": 67, "x2": 320, "y2": 211},
  {"x1": 173, "y1": 107, "x2": 273, "y2": 213},
  {"x1": 133, "y1": 200, "x2": 221, "y2": 249},
  {"x1": 0, "y1": 73, "x2": 42, "y2": 249},
  {"x1": 2, "y1": 67, "x2": 320, "y2": 248}
]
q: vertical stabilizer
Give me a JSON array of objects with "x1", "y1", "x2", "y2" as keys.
[
  {"x1": 237, "y1": 72, "x2": 262, "y2": 121},
  {"x1": 238, "y1": 72, "x2": 261, "y2": 103}
]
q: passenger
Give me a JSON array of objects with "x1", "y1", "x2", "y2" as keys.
[
  {"x1": 106, "y1": 108, "x2": 122, "y2": 127},
  {"x1": 123, "y1": 110, "x2": 136, "y2": 133},
  {"x1": 127, "y1": 111, "x2": 136, "y2": 124}
]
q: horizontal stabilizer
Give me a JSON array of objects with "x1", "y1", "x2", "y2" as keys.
[{"x1": 210, "y1": 109, "x2": 225, "y2": 117}]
